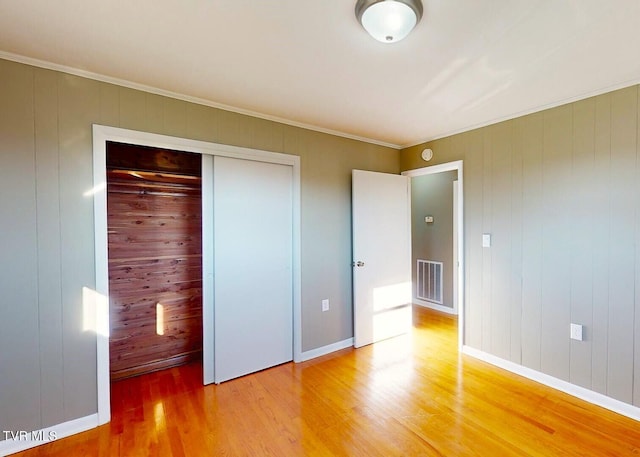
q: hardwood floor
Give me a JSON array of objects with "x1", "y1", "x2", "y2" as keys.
[{"x1": 14, "y1": 306, "x2": 640, "y2": 456}]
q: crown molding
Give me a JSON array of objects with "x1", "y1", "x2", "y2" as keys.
[{"x1": 0, "y1": 50, "x2": 401, "y2": 150}]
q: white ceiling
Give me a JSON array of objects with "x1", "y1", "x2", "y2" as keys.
[{"x1": 0, "y1": 0, "x2": 639, "y2": 148}]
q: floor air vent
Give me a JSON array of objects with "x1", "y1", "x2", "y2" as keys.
[{"x1": 417, "y1": 259, "x2": 443, "y2": 304}]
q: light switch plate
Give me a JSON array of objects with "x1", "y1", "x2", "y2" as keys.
[
  {"x1": 322, "y1": 299, "x2": 329, "y2": 312},
  {"x1": 482, "y1": 233, "x2": 491, "y2": 248}
]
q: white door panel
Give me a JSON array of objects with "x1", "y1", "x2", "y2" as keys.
[
  {"x1": 202, "y1": 154, "x2": 214, "y2": 385},
  {"x1": 213, "y1": 156, "x2": 293, "y2": 383},
  {"x1": 352, "y1": 170, "x2": 412, "y2": 348}
]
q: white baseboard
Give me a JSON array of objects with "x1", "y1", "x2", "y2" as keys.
[
  {"x1": 0, "y1": 413, "x2": 98, "y2": 457},
  {"x1": 300, "y1": 338, "x2": 353, "y2": 362},
  {"x1": 462, "y1": 345, "x2": 640, "y2": 422},
  {"x1": 414, "y1": 299, "x2": 457, "y2": 315}
]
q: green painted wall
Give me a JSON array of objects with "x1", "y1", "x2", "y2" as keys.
[
  {"x1": 401, "y1": 85, "x2": 640, "y2": 408},
  {"x1": 4, "y1": 52, "x2": 640, "y2": 440},
  {"x1": 0, "y1": 58, "x2": 399, "y2": 435}
]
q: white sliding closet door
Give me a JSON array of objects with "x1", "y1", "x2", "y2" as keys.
[{"x1": 213, "y1": 156, "x2": 293, "y2": 383}]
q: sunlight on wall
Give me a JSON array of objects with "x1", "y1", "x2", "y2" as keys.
[
  {"x1": 156, "y1": 303, "x2": 165, "y2": 336},
  {"x1": 83, "y1": 182, "x2": 106, "y2": 197},
  {"x1": 82, "y1": 286, "x2": 109, "y2": 336}
]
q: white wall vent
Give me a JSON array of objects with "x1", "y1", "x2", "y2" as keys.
[{"x1": 417, "y1": 259, "x2": 443, "y2": 304}]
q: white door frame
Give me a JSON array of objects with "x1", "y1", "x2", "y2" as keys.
[
  {"x1": 92, "y1": 125, "x2": 301, "y2": 425},
  {"x1": 402, "y1": 160, "x2": 464, "y2": 350}
]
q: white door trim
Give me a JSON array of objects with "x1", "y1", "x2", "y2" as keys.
[
  {"x1": 92, "y1": 124, "x2": 301, "y2": 425},
  {"x1": 453, "y1": 179, "x2": 459, "y2": 314},
  {"x1": 402, "y1": 160, "x2": 464, "y2": 351}
]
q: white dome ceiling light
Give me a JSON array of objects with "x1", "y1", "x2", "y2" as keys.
[{"x1": 355, "y1": 0, "x2": 423, "y2": 44}]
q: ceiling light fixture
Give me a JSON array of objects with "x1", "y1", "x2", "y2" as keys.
[{"x1": 355, "y1": 0, "x2": 423, "y2": 44}]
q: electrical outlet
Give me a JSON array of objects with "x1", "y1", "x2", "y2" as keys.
[
  {"x1": 322, "y1": 299, "x2": 329, "y2": 312},
  {"x1": 570, "y1": 323, "x2": 583, "y2": 341}
]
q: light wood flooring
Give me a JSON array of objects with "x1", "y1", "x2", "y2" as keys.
[{"x1": 14, "y1": 306, "x2": 640, "y2": 456}]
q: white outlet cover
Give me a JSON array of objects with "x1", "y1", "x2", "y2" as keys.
[{"x1": 570, "y1": 323, "x2": 583, "y2": 341}]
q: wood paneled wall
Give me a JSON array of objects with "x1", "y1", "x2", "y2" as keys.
[
  {"x1": 0, "y1": 56, "x2": 397, "y2": 436},
  {"x1": 107, "y1": 145, "x2": 202, "y2": 380},
  {"x1": 401, "y1": 85, "x2": 640, "y2": 407}
]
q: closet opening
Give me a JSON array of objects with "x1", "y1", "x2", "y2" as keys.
[{"x1": 106, "y1": 141, "x2": 203, "y2": 382}]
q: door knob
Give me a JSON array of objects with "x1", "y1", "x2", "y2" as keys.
[{"x1": 353, "y1": 261, "x2": 365, "y2": 267}]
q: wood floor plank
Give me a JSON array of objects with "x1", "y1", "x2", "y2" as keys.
[{"x1": 12, "y1": 306, "x2": 640, "y2": 456}]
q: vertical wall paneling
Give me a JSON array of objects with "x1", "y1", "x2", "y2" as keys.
[
  {"x1": 251, "y1": 117, "x2": 285, "y2": 152},
  {"x1": 218, "y1": 110, "x2": 251, "y2": 149},
  {"x1": 0, "y1": 60, "x2": 41, "y2": 434},
  {"x1": 282, "y1": 124, "x2": 300, "y2": 158},
  {"x1": 591, "y1": 93, "x2": 612, "y2": 395},
  {"x1": 509, "y1": 119, "x2": 524, "y2": 364},
  {"x1": 539, "y1": 106, "x2": 572, "y2": 381},
  {"x1": 162, "y1": 97, "x2": 187, "y2": 138},
  {"x1": 297, "y1": 130, "x2": 398, "y2": 352},
  {"x1": 34, "y1": 68, "x2": 65, "y2": 427},
  {"x1": 401, "y1": 84, "x2": 640, "y2": 413},
  {"x1": 606, "y1": 87, "x2": 637, "y2": 404},
  {"x1": 635, "y1": 88, "x2": 640, "y2": 407},
  {"x1": 463, "y1": 130, "x2": 483, "y2": 347},
  {"x1": 1, "y1": 57, "x2": 400, "y2": 437},
  {"x1": 569, "y1": 98, "x2": 596, "y2": 389},
  {"x1": 118, "y1": 87, "x2": 147, "y2": 132},
  {"x1": 513, "y1": 112, "x2": 545, "y2": 370},
  {"x1": 481, "y1": 128, "x2": 493, "y2": 351},
  {"x1": 145, "y1": 93, "x2": 165, "y2": 134},
  {"x1": 299, "y1": 133, "x2": 351, "y2": 350},
  {"x1": 99, "y1": 83, "x2": 119, "y2": 127},
  {"x1": 58, "y1": 74, "x2": 100, "y2": 420},
  {"x1": 490, "y1": 122, "x2": 512, "y2": 359},
  {"x1": 186, "y1": 102, "x2": 218, "y2": 143}
]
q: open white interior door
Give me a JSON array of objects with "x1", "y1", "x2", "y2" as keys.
[{"x1": 352, "y1": 170, "x2": 412, "y2": 348}]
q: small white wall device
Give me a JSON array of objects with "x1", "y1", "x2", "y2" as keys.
[{"x1": 482, "y1": 233, "x2": 491, "y2": 247}]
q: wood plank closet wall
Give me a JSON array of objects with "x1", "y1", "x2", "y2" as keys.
[{"x1": 106, "y1": 142, "x2": 202, "y2": 380}]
